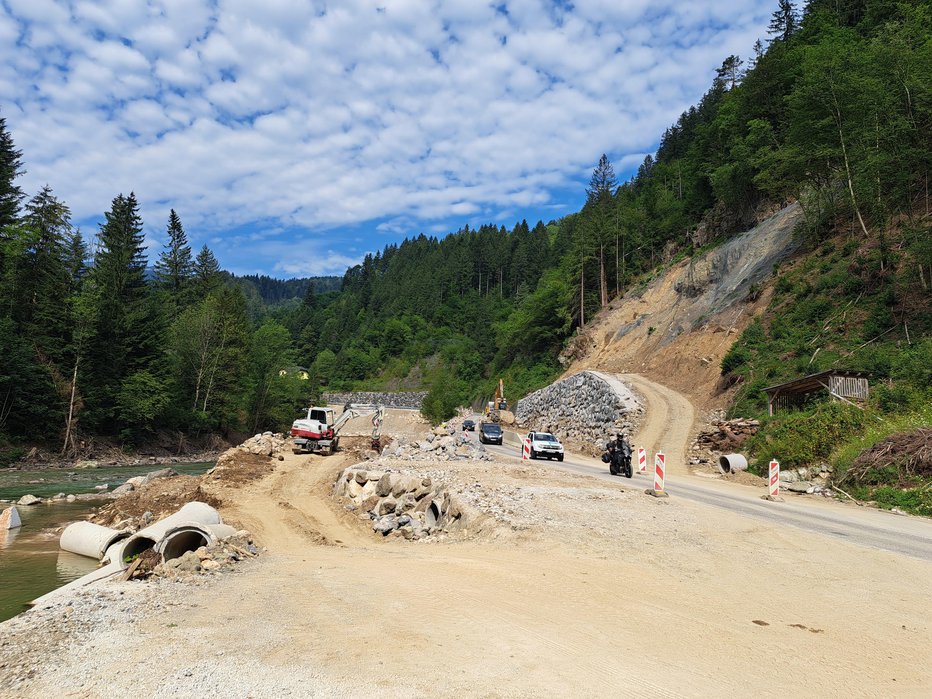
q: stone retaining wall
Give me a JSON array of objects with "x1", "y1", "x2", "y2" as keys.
[
  {"x1": 514, "y1": 371, "x2": 643, "y2": 456},
  {"x1": 323, "y1": 391, "x2": 427, "y2": 409}
]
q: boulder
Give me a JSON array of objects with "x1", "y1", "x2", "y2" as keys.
[
  {"x1": 17, "y1": 494, "x2": 41, "y2": 506},
  {"x1": 378, "y1": 498, "x2": 397, "y2": 516},
  {"x1": 146, "y1": 468, "x2": 178, "y2": 481},
  {"x1": 0, "y1": 506, "x2": 22, "y2": 530},
  {"x1": 373, "y1": 515, "x2": 398, "y2": 535},
  {"x1": 376, "y1": 473, "x2": 394, "y2": 497},
  {"x1": 74, "y1": 460, "x2": 99, "y2": 469},
  {"x1": 111, "y1": 483, "x2": 135, "y2": 496},
  {"x1": 354, "y1": 470, "x2": 369, "y2": 485},
  {"x1": 786, "y1": 481, "x2": 813, "y2": 493},
  {"x1": 360, "y1": 495, "x2": 381, "y2": 513}
]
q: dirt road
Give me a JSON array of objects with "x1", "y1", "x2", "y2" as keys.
[{"x1": 7, "y1": 401, "x2": 932, "y2": 697}]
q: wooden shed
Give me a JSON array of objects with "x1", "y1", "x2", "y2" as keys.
[{"x1": 763, "y1": 370, "x2": 869, "y2": 416}]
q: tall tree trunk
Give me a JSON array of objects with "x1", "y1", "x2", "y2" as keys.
[
  {"x1": 579, "y1": 261, "x2": 585, "y2": 328},
  {"x1": 615, "y1": 235, "x2": 619, "y2": 298},
  {"x1": 830, "y1": 83, "x2": 870, "y2": 239},
  {"x1": 62, "y1": 357, "x2": 79, "y2": 456},
  {"x1": 599, "y1": 243, "x2": 607, "y2": 308}
]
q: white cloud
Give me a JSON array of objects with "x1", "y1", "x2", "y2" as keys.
[{"x1": 0, "y1": 0, "x2": 774, "y2": 275}]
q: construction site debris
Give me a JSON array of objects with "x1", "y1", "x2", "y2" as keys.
[{"x1": 693, "y1": 419, "x2": 760, "y2": 454}]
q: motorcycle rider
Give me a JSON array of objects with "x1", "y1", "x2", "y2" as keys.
[{"x1": 604, "y1": 433, "x2": 633, "y2": 476}]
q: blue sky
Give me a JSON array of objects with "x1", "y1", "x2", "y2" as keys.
[{"x1": 1, "y1": 0, "x2": 774, "y2": 278}]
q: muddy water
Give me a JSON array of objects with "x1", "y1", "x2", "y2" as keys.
[
  {"x1": 0, "y1": 501, "x2": 104, "y2": 622},
  {"x1": 0, "y1": 462, "x2": 213, "y2": 623}
]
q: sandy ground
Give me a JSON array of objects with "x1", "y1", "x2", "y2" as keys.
[{"x1": 2, "y1": 393, "x2": 931, "y2": 698}]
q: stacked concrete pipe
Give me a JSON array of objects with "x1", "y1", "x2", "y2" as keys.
[
  {"x1": 37, "y1": 502, "x2": 230, "y2": 608},
  {"x1": 117, "y1": 501, "x2": 222, "y2": 565}
]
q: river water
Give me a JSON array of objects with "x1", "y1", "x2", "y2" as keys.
[{"x1": 0, "y1": 462, "x2": 213, "y2": 623}]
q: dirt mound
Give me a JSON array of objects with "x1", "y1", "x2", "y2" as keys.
[
  {"x1": 93, "y1": 476, "x2": 220, "y2": 527},
  {"x1": 844, "y1": 428, "x2": 932, "y2": 485}
]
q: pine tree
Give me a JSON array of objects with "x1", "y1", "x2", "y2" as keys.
[
  {"x1": 193, "y1": 244, "x2": 222, "y2": 300},
  {"x1": 585, "y1": 154, "x2": 617, "y2": 309},
  {"x1": 154, "y1": 209, "x2": 193, "y2": 302},
  {"x1": 19, "y1": 186, "x2": 73, "y2": 363},
  {"x1": 0, "y1": 113, "x2": 24, "y2": 233},
  {"x1": 83, "y1": 192, "x2": 160, "y2": 430},
  {"x1": 716, "y1": 55, "x2": 746, "y2": 90},
  {"x1": 769, "y1": 0, "x2": 798, "y2": 42}
]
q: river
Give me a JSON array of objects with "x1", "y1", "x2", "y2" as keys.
[{"x1": 0, "y1": 462, "x2": 213, "y2": 623}]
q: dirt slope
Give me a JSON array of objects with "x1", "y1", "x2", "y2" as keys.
[{"x1": 567, "y1": 204, "x2": 802, "y2": 415}]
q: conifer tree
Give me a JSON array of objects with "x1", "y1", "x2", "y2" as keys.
[
  {"x1": 0, "y1": 114, "x2": 24, "y2": 233},
  {"x1": 154, "y1": 209, "x2": 193, "y2": 302},
  {"x1": 83, "y1": 192, "x2": 160, "y2": 430},
  {"x1": 769, "y1": 0, "x2": 798, "y2": 42},
  {"x1": 193, "y1": 244, "x2": 222, "y2": 300}
]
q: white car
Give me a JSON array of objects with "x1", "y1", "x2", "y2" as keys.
[{"x1": 526, "y1": 432, "x2": 564, "y2": 461}]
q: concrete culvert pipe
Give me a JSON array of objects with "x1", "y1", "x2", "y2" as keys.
[
  {"x1": 719, "y1": 453, "x2": 749, "y2": 474},
  {"x1": 119, "y1": 534, "x2": 159, "y2": 563},
  {"x1": 60, "y1": 521, "x2": 131, "y2": 561},
  {"x1": 159, "y1": 525, "x2": 213, "y2": 561},
  {"x1": 425, "y1": 501, "x2": 442, "y2": 528}
]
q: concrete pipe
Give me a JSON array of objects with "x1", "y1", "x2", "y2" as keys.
[
  {"x1": 114, "y1": 501, "x2": 222, "y2": 567},
  {"x1": 719, "y1": 453, "x2": 749, "y2": 474},
  {"x1": 425, "y1": 500, "x2": 442, "y2": 528},
  {"x1": 158, "y1": 524, "x2": 213, "y2": 560},
  {"x1": 60, "y1": 521, "x2": 131, "y2": 560}
]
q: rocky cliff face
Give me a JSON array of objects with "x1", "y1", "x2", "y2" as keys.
[{"x1": 514, "y1": 371, "x2": 642, "y2": 456}]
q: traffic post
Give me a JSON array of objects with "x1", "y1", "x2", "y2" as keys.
[
  {"x1": 522, "y1": 438, "x2": 531, "y2": 460},
  {"x1": 637, "y1": 447, "x2": 647, "y2": 474},
  {"x1": 645, "y1": 451, "x2": 669, "y2": 498},
  {"x1": 762, "y1": 459, "x2": 783, "y2": 502}
]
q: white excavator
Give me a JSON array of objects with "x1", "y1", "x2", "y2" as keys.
[{"x1": 290, "y1": 403, "x2": 384, "y2": 455}]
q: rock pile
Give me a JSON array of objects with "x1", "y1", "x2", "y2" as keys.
[
  {"x1": 693, "y1": 419, "x2": 760, "y2": 453},
  {"x1": 380, "y1": 427, "x2": 492, "y2": 463},
  {"x1": 215, "y1": 432, "x2": 288, "y2": 467},
  {"x1": 514, "y1": 371, "x2": 643, "y2": 455},
  {"x1": 323, "y1": 391, "x2": 427, "y2": 409},
  {"x1": 150, "y1": 531, "x2": 260, "y2": 578},
  {"x1": 334, "y1": 467, "x2": 476, "y2": 539}
]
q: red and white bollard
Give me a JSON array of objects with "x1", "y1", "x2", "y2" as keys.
[
  {"x1": 637, "y1": 447, "x2": 647, "y2": 474},
  {"x1": 522, "y1": 438, "x2": 531, "y2": 460},
  {"x1": 645, "y1": 451, "x2": 668, "y2": 497},
  {"x1": 766, "y1": 459, "x2": 781, "y2": 500}
]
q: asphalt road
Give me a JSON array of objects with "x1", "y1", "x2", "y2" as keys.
[{"x1": 467, "y1": 425, "x2": 932, "y2": 562}]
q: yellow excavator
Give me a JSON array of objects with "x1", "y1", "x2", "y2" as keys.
[{"x1": 484, "y1": 379, "x2": 508, "y2": 423}]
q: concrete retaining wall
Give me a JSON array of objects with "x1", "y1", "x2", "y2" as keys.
[{"x1": 324, "y1": 391, "x2": 427, "y2": 410}]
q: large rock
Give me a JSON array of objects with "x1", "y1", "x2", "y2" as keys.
[
  {"x1": 0, "y1": 506, "x2": 22, "y2": 530},
  {"x1": 17, "y1": 494, "x2": 41, "y2": 506},
  {"x1": 376, "y1": 473, "x2": 394, "y2": 497}
]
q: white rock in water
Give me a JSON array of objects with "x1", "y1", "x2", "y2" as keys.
[
  {"x1": 0, "y1": 506, "x2": 22, "y2": 530},
  {"x1": 17, "y1": 494, "x2": 41, "y2": 506}
]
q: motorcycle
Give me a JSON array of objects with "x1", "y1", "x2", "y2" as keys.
[{"x1": 602, "y1": 440, "x2": 633, "y2": 478}]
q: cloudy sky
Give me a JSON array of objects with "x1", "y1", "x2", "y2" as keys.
[{"x1": 1, "y1": 0, "x2": 773, "y2": 278}]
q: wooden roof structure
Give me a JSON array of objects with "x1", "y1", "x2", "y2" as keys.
[{"x1": 763, "y1": 370, "x2": 869, "y2": 416}]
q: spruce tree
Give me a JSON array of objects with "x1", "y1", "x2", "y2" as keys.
[
  {"x1": 193, "y1": 244, "x2": 222, "y2": 299},
  {"x1": 154, "y1": 209, "x2": 193, "y2": 302},
  {"x1": 769, "y1": 1, "x2": 798, "y2": 42},
  {"x1": 83, "y1": 192, "x2": 160, "y2": 430},
  {"x1": 0, "y1": 113, "x2": 24, "y2": 233},
  {"x1": 19, "y1": 186, "x2": 73, "y2": 363}
]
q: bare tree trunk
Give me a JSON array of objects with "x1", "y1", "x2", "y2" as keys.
[
  {"x1": 579, "y1": 261, "x2": 585, "y2": 328},
  {"x1": 62, "y1": 357, "x2": 79, "y2": 456},
  {"x1": 599, "y1": 242, "x2": 607, "y2": 307},
  {"x1": 831, "y1": 84, "x2": 870, "y2": 239},
  {"x1": 615, "y1": 235, "x2": 619, "y2": 298}
]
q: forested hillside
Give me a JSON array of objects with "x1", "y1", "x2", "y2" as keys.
[{"x1": 1, "y1": 0, "x2": 929, "y2": 462}]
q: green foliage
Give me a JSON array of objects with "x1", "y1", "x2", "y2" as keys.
[
  {"x1": 746, "y1": 401, "x2": 868, "y2": 469},
  {"x1": 116, "y1": 371, "x2": 171, "y2": 441},
  {"x1": 420, "y1": 364, "x2": 468, "y2": 424}
]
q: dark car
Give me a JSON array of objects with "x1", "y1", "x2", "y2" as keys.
[
  {"x1": 463, "y1": 419, "x2": 476, "y2": 431},
  {"x1": 479, "y1": 422, "x2": 503, "y2": 445}
]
